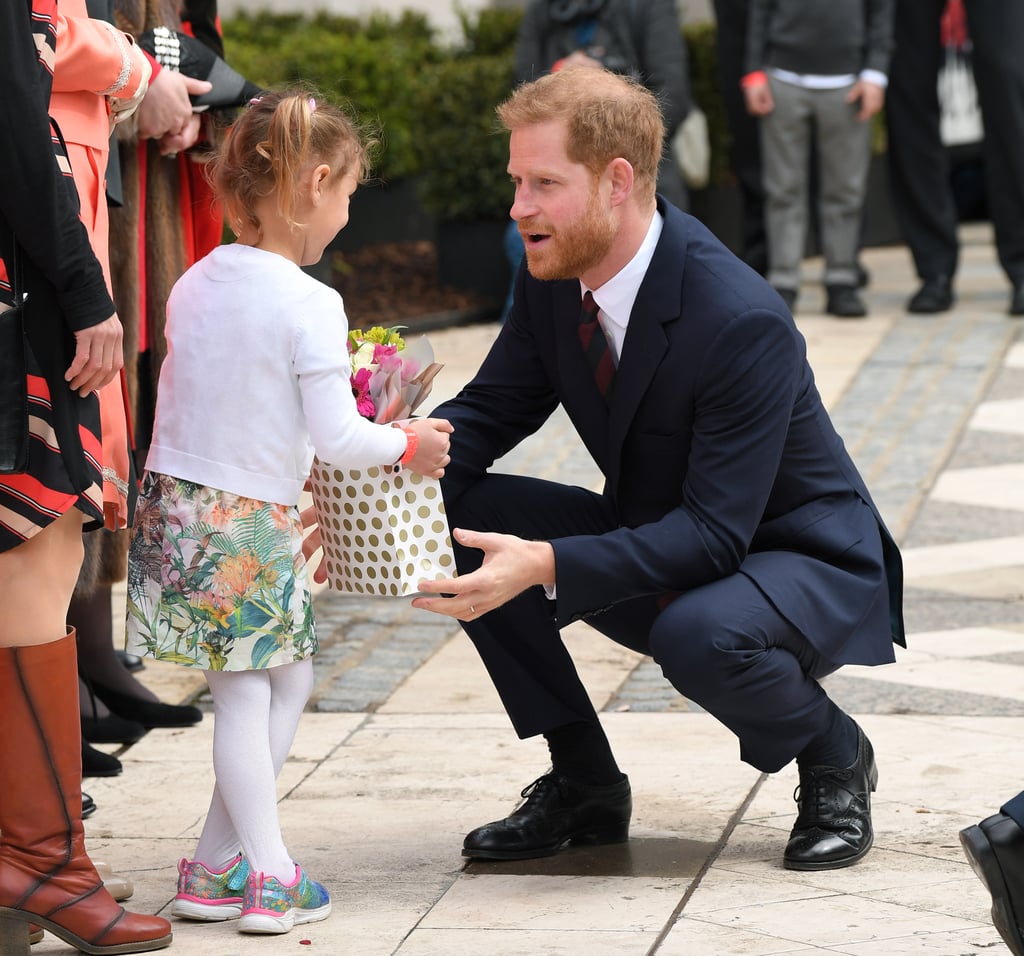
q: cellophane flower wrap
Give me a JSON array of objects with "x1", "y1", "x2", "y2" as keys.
[{"x1": 309, "y1": 327, "x2": 456, "y2": 597}]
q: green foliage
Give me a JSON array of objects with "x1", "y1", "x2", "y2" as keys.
[
  {"x1": 219, "y1": 9, "x2": 761, "y2": 219},
  {"x1": 222, "y1": 10, "x2": 440, "y2": 182},
  {"x1": 410, "y1": 54, "x2": 517, "y2": 221},
  {"x1": 455, "y1": 5, "x2": 523, "y2": 57}
]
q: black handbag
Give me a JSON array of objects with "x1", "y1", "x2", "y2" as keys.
[{"x1": 0, "y1": 247, "x2": 29, "y2": 475}]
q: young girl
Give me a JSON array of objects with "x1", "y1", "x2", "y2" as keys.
[{"x1": 124, "y1": 90, "x2": 453, "y2": 936}]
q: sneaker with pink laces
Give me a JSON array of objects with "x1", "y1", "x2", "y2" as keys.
[
  {"x1": 237, "y1": 864, "x2": 331, "y2": 934},
  {"x1": 171, "y1": 853, "x2": 249, "y2": 921}
]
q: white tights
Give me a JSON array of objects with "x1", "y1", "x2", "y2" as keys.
[{"x1": 193, "y1": 657, "x2": 314, "y2": 882}]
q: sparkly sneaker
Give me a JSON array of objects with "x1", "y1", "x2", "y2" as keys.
[
  {"x1": 171, "y1": 853, "x2": 249, "y2": 921},
  {"x1": 237, "y1": 864, "x2": 331, "y2": 934}
]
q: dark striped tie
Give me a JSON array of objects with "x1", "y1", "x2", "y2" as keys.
[{"x1": 578, "y1": 291, "x2": 615, "y2": 399}]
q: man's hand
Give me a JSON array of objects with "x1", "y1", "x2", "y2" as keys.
[
  {"x1": 136, "y1": 70, "x2": 212, "y2": 140},
  {"x1": 848, "y1": 79, "x2": 885, "y2": 122},
  {"x1": 411, "y1": 529, "x2": 555, "y2": 621},
  {"x1": 66, "y1": 314, "x2": 123, "y2": 396}
]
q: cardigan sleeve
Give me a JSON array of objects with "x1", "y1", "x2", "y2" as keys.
[{"x1": 52, "y1": 9, "x2": 149, "y2": 103}]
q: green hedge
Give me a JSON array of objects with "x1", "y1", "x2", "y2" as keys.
[{"x1": 221, "y1": 9, "x2": 738, "y2": 222}]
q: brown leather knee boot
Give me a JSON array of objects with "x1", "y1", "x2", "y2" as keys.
[{"x1": 0, "y1": 631, "x2": 172, "y2": 955}]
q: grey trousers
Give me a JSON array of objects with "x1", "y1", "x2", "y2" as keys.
[{"x1": 761, "y1": 77, "x2": 872, "y2": 290}]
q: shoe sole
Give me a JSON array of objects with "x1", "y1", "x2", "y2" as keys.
[
  {"x1": 0, "y1": 907, "x2": 172, "y2": 955},
  {"x1": 237, "y1": 902, "x2": 331, "y2": 935},
  {"x1": 463, "y1": 825, "x2": 630, "y2": 861},
  {"x1": 171, "y1": 898, "x2": 242, "y2": 922},
  {"x1": 960, "y1": 825, "x2": 1024, "y2": 956},
  {"x1": 783, "y1": 835, "x2": 874, "y2": 871}
]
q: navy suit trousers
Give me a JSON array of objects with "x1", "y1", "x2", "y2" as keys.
[{"x1": 445, "y1": 473, "x2": 840, "y2": 773}]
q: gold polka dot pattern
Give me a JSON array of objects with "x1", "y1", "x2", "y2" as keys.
[{"x1": 309, "y1": 459, "x2": 456, "y2": 596}]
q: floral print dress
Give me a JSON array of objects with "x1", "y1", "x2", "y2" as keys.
[{"x1": 125, "y1": 472, "x2": 316, "y2": 671}]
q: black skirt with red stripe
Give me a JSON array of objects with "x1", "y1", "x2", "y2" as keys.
[{"x1": 0, "y1": 354, "x2": 103, "y2": 552}]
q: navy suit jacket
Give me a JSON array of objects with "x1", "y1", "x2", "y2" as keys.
[{"x1": 437, "y1": 200, "x2": 904, "y2": 667}]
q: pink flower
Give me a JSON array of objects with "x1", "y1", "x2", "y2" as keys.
[{"x1": 351, "y1": 367, "x2": 376, "y2": 419}]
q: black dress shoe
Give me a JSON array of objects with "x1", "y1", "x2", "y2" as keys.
[
  {"x1": 82, "y1": 792, "x2": 97, "y2": 819},
  {"x1": 961, "y1": 812, "x2": 1024, "y2": 956},
  {"x1": 907, "y1": 276, "x2": 954, "y2": 314},
  {"x1": 1010, "y1": 282, "x2": 1024, "y2": 317},
  {"x1": 91, "y1": 679, "x2": 203, "y2": 729},
  {"x1": 82, "y1": 739, "x2": 122, "y2": 777},
  {"x1": 81, "y1": 712, "x2": 147, "y2": 744},
  {"x1": 463, "y1": 771, "x2": 632, "y2": 860},
  {"x1": 826, "y1": 285, "x2": 868, "y2": 318},
  {"x1": 784, "y1": 722, "x2": 877, "y2": 870}
]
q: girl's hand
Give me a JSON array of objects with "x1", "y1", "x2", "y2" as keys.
[{"x1": 403, "y1": 417, "x2": 454, "y2": 479}]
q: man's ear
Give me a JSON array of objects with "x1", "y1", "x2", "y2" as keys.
[{"x1": 607, "y1": 157, "x2": 634, "y2": 207}]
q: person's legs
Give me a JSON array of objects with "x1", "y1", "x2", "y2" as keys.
[
  {"x1": 713, "y1": 0, "x2": 768, "y2": 274},
  {"x1": 193, "y1": 658, "x2": 314, "y2": 871},
  {"x1": 0, "y1": 509, "x2": 172, "y2": 953},
  {"x1": 963, "y1": 0, "x2": 1024, "y2": 310},
  {"x1": 648, "y1": 572, "x2": 875, "y2": 869},
  {"x1": 73, "y1": 582, "x2": 202, "y2": 730},
  {"x1": 761, "y1": 78, "x2": 812, "y2": 299},
  {"x1": 445, "y1": 474, "x2": 635, "y2": 861},
  {"x1": 886, "y1": 0, "x2": 958, "y2": 302},
  {"x1": 199, "y1": 668, "x2": 296, "y2": 881},
  {"x1": 814, "y1": 84, "x2": 872, "y2": 297}
]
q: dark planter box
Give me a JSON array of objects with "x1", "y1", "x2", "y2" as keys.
[
  {"x1": 436, "y1": 219, "x2": 511, "y2": 305},
  {"x1": 331, "y1": 176, "x2": 437, "y2": 254}
]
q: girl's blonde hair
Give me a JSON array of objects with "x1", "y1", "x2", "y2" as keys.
[{"x1": 208, "y1": 90, "x2": 374, "y2": 238}]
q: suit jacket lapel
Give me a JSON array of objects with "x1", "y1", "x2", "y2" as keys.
[{"x1": 606, "y1": 210, "x2": 688, "y2": 489}]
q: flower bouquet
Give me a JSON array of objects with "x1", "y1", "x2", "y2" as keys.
[{"x1": 309, "y1": 327, "x2": 456, "y2": 597}]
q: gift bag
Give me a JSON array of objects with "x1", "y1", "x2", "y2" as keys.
[{"x1": 309, "y1": 459, "x2": 456, "y2": 597}]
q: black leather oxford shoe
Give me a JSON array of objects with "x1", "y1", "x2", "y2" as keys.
[
  {"x1": 463, "y1": 771, "x2": 632, "y2": 860},
  {"x1": 784, "y1": 722, "x2": 877, "y2": 870},
  {"x1": 961, "y1": 812, "x2": 1024, "y2": 956},
  {"x1": 1010, "y1": 281, "x2": 1024, "y2": 317},
  {"x1": 907, "y1": 276, "x2": 954, "y2": 314}
]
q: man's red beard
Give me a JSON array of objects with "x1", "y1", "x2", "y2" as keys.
[{"x1": 519, "y1": 188, "x2": 616, "y2": 281}]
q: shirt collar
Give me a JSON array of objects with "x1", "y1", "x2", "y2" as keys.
[{"x1": 580, "y1": 210, "x2": 664, "y2": 333}]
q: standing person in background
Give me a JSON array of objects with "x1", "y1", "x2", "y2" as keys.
[
  {"x1": 125, "y1": 91, "x2": 452, "y2": 936},
  {"x1": 712, "y1": 0, "x2": 768, "y2": 276},
  {"x1": 54, "y1": 0, "x2": 212, "y2": 780},
  {"x1": 886, "y1": 0, "x2": 1024, "y2": 316},
  {"x1": 0, "y1": 1, "x2": 172, "y2": 952},
  {"x1": 742, "y1": 0, "x2": 892, "y2": 318}
]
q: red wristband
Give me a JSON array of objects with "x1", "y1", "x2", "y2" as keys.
[
  {"x1": 399, "y1": 427, "x2": 418, "y2": 466},
  {"x1": 741, "y1": 71, "x2": 768, "y2": 89}
]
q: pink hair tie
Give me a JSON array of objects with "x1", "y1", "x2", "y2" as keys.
[
  {"x1": 247, "y1": 95, "x2": 263, "y2": 107},
  {"x1": 308, "y1": 97, "x2": 317, "y2": 113}
]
